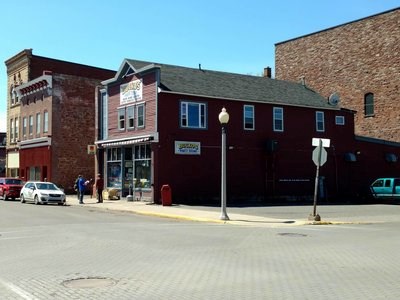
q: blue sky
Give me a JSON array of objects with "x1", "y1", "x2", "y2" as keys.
[{"x1": 1, "y1": 0, "x2": 399, "y2": 131}]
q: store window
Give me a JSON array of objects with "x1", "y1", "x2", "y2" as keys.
[
  {"x1": 107, "y1": 148, "x2": 122, "y2": 188},
  {"x1": 134, "y1": 144, "x2": 151, "y2": 189}
]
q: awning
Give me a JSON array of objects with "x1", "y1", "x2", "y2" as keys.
[{"x1": 98, "y1": 136, "x2": 153, "y2": 148}]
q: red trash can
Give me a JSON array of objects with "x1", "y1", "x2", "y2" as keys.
[{"x1": 161, "y1": 184, "x2": 172, "y2": 206}]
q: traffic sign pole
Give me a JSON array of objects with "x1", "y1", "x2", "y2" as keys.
[{"x1": 309, "y1": 139, "x2": 322, "y2": 221}]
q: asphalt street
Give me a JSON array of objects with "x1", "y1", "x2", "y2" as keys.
[{"x1": 0, "y1": 199, "x2": 399, "y2": 299}]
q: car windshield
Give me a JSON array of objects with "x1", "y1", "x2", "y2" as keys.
[
  {"x1": 5, "y1": 179, "x2": 23, "y2": 185},
  {"x1": 36, "y1": 183, "x2": 58, "y2": 190}
]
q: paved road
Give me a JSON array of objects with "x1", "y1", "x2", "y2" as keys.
[{"x1": 0, "y1": 200, "x2": 399, "y2": 299}]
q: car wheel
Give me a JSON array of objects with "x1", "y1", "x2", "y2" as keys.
[
  {"x1": 34, "y1": 195, "x2": 39, "y2": 205},
  {"x1": 20, "y1": 195, "x2": 25, "y2": 203}
]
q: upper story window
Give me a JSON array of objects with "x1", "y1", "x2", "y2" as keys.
[
  {"x1": 10, "y1": 119, "x2": 14, "y2": 141},
  {"x1": 10, "y1": 85, "x2": 18, "y2": 105},
  {"x1": 14, "y1": 117, "x2": 19, "y2": 140},
  {"x1": 43, "y1": 111, "x2": 49, "y2": 133},
  {"x1": 243, "y1": 105, "x2": 255, "y2": 130},
  {"x1": 100, "y1": 90, "x2": 108, "y2": 140},
  {"x1": 118, "y1": 108, "x2": 125, "y2": 130},
  {"x1": 335, "y1": 115, "x2": 345, "y2": 125},
  {"x1": 273, "y1": 107, "x2": 284, "y2": 132},
  {"x1": 316, "y1": 111, "x2": 325, "y2": 132},
  {"x1": 36, "y1": 113, "x2": 41, "y2": 135},
  {"x1": 29, "y1": 115, "x2": 33, "y2": 136},
  {"x1": 364, "y1": 93, "x2": 374, "y2": 117},
  {"x1": 127, "y1": 106, "x2": 135, "y2": 129},
  {"x1": 137, "y1": 104, "x2": 145, "y2": 128},
  {"x1": 180, "y1": 101, "x2": 207, "y2": 129},
  {"x1": 22, "y1": 117, "x2": 27, "y2": 137}
]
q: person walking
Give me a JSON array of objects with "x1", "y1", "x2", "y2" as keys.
[
  {"x1": 77, "y1": 175, "x2": 86, "y2": 204},
  {"x1": 95, "y1": 173, "x2": 104, "y2": 203}
]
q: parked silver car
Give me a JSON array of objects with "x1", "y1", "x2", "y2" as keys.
[{"x1": 20, "y1": 181, "x2": 66, "y2": 205}]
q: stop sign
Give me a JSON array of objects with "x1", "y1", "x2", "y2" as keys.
[{"x1": 312, "y1": 145, "x2": 327, "y2": 166}]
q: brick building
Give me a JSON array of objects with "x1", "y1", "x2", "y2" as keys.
[
  {"x1": 0, "y1": 132, "x2": 6, "y2": 177},
  {"x1": 275, "y1": 8, "x2": 400, "y2": 143},
  {"x1": 96, "y1": 59, "x2": 399, "y2": 204},
  {"x1": 5, "y1": 49, "x2": 115, "y2": 191}
]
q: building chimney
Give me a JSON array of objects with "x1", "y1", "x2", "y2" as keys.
[
  {"x1": 300, "y1": 76, "x2": 306, "y2": 86},
  {"x1": 263, "y1": 67, "x2": 272, "y2": 78}
]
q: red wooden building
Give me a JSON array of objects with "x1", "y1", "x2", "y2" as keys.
[{"x1": 96, "y1": 59, "x2": 399, "y2": 204}]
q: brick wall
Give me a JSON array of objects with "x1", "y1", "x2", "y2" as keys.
[{"x1": 275, "y1": 8, "x2": 400, "y2": 142}]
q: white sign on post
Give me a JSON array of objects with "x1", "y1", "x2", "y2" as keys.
[{"x1": 312, "y1": 138, "x2": 330, "y2": 148}]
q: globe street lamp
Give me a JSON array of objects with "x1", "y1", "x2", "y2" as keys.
[{"x1": 218, "y1": 107, "x2": 230, "y2": 220}]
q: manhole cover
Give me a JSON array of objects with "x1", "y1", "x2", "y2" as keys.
[
  {"x1": 62, "y1": 277, "x2": 116, "y2": 289},
  {"x1": 278, "y1": 233, "x2": 308, "y2": 237}
]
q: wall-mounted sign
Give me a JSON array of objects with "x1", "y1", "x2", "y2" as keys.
[
  {"x1": 87, "y1": 145, "x2": 96, "y2": 155},
  {"x1": 120, "y1": 79, "x2": 143, "y2": 104},
  {"x1": 175, "y1": 141, "x2": 201, "y2": 155}
]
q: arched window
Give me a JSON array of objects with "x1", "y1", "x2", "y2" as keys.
[{"x1": 364, "y1": 93, "x2": 374, "y2": 116}]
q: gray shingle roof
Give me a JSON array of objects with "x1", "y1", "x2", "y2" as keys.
[{"x1": 125, "y1": 59, "x2": 336, "y2": 110}]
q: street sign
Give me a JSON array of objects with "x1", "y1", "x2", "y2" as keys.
[
  {"x1": 312, "y1": 145, "x2": 327, "y2": 166},
  {"x1": 312, "y1": 138, "x2": 330, "y2": 147}
]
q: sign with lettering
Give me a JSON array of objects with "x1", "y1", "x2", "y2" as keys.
[
  {"x1": 120, "y1": 79, "x2": 143, "y2": 104},
  {"x1": 175, "y1": 141, "x2": 201, "y2": 155}
]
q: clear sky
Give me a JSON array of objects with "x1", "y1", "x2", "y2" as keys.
[{"x1": 1, "y1": 0, "x2": 399, "y2": 132}]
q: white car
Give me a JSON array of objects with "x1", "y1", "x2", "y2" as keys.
[{"x1": 20, "y1": 181, "x2": 66, "y2": 205}]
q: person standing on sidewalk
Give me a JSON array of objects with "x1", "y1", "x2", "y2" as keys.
[
  {"x1": 77, "y1": 175, "x2": 86, "y2": 204},
  {"x1": 95, "y1": 173, "x2": 104, "y2": 203}
]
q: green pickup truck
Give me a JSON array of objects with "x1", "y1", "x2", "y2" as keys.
[{"x1": 370, "y1": 178, "x2": 400, "y2": 200}]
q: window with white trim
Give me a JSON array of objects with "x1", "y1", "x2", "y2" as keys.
[
  {"x1": 127, "y1": 106, "x2": 135, "y2": 129},
  {"x1": 180, "y1": 101, "x2": 206, "y2": 129},
  {"x1": 10, "y1": 119, "x2": 14, "y2": 142},
  {"x1": 335, "y1": 115, "x2": 345, "y2": 125},
  {"x1": 23, "y1": 117, "x2": 27, "y2": 137},
  {"x1": 43, "y1": 111, "x2": 49, "y2": 133},
  {"x1": 273, "y1": 107, "x2": 284, "y2": 132},
  {"x1": 29, "y1": 115, "x2": 33, "y2": 136},
  {"x1": 14, "y1": 117, "x2": 19, "y2": 140},
  {"x1": 244, "y1": 105, "x2": 255, "y2": 130},
  {"x1": 316, "y1": 111, "x2": 325, "y2": 132},
  {"x1": 118, "y1": 108, "x2": 125, "y2": 130},
  {"x1": 100, "y1": 90, "x2": 108, "y2": 140},
  {"x1": 137, "y1": 104, "x2": 145, "y2": 128},
  {"x1": 36, "y1": 113, "x2": 41, "y2": 135}
]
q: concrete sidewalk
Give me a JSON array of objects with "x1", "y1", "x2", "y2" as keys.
[{"x1": 66, "y1": 195, "x2": 360, "y2": 227}]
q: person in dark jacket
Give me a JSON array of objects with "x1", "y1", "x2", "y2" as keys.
[{"x1": 95, "y1": 173, "x2": 104, "y2": 203}]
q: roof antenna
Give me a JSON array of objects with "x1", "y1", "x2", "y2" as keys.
[{"x1": 199, "y1": 63, "x2": 202, "y2": 71}]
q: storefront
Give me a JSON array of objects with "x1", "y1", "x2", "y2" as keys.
[{"x1": 99, "y1": 137, "x2": 154, "y2": 198}]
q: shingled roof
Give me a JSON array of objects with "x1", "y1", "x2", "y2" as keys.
[{"x1": 123, "y1": 59, "x2": 337, "y2": 110}]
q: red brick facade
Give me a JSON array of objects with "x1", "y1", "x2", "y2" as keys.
[
  {"x1": 275, "y1": 8, "x2": 400, "y2": 143},
  {"x1": 6, "y1": 49, "x2": 115, "y2": 191}
]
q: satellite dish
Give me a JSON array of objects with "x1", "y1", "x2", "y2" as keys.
[{"x1": 328, "y1": 92, "x2": 340, "y2": 106}]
